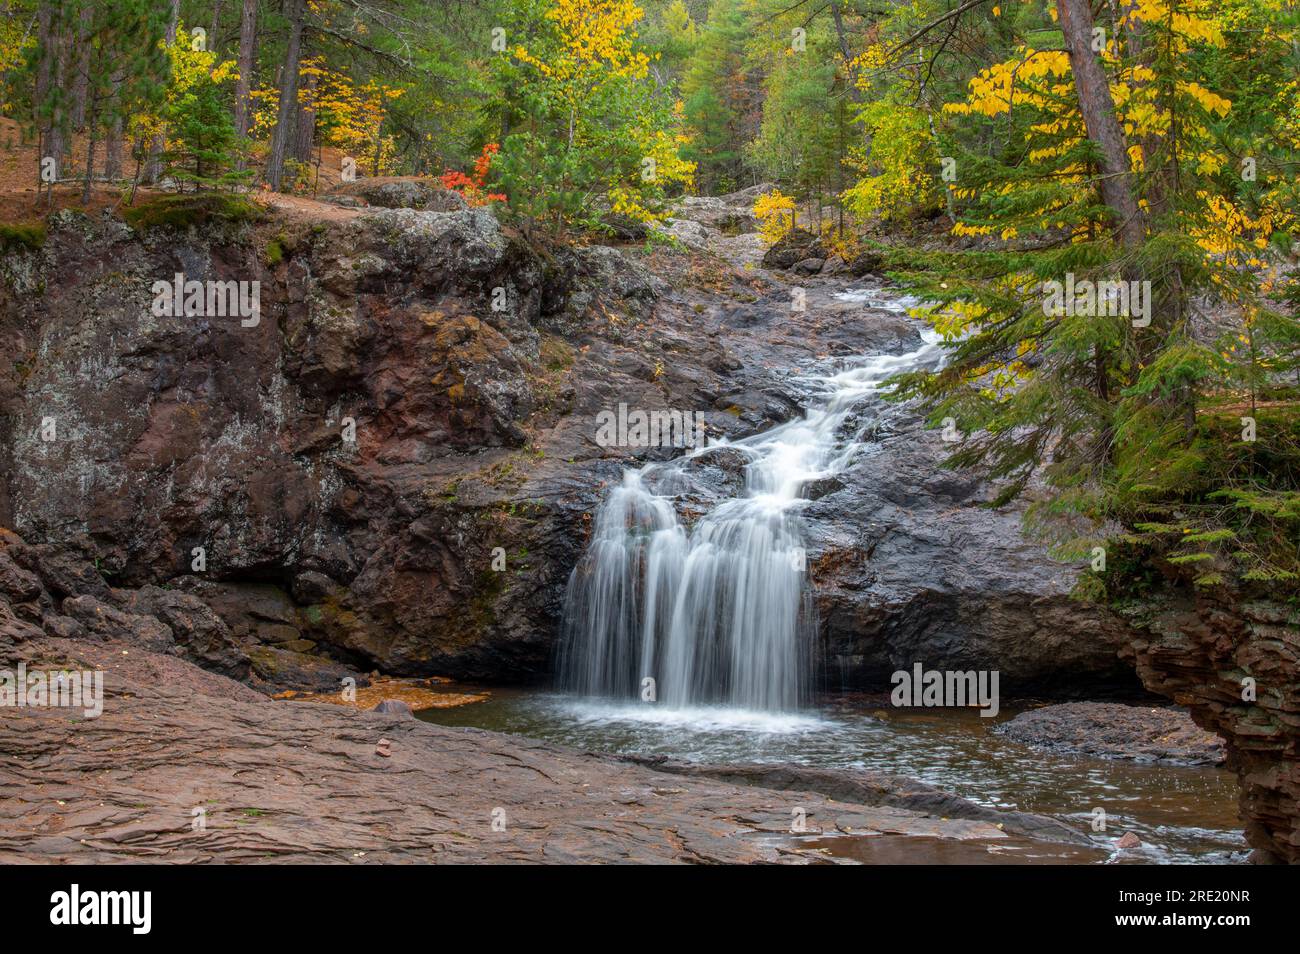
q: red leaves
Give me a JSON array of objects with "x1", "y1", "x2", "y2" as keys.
[{"x1": 440, "y1": 143, "x2": 506, "y2": 206}]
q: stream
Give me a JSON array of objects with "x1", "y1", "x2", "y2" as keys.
[
  {"x1": 427, "y1": 281, "x2": 1244, "y2": 864},
  {"x1": 419, "y1": 690, "x2": 1245, "y2": 863}
]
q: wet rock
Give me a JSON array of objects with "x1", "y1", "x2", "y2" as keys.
[
  {"x1": 1120, "y1": 597, "x2": 1300, "y2": 863},
  {"x1": 993, "y1": 702, "x2": 1226, "y2": 765},
  {"x1": 622, "y1": 757, "x2": 1096, "y2": 847},
  {"x1": 372, "y1": 699, "x2": 414, "y2": 717},
  {"x1": 804, "y1": 476, "x2": 845, "y2": 501},
  {"x1": 806, "y1": 400, "x2": 1141, "y2": 696}
]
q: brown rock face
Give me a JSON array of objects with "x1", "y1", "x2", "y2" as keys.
[
  {"x1": 1120, "y1": 596, "x2": 1300, "y2": 863},
  {"x1": 2, "y1": 206, "x2": 931, "y2": 683},
  {"x1": 0, "y1": 206, "x2": 566, "y2": 680}
]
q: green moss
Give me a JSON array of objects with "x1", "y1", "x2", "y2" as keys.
[
  {"x1": 265, "y1": 236, "x2": 284, "y2": 266},
  {"x1": 123, "y1": 193, "x2": 264, "y2": 232},
  {"x1": 0, "y1": 222, "x2": 47, "y2": 253}
]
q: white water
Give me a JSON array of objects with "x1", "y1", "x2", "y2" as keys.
[{"x1": 558, "y1": 289, "x2": 945, "y2": 713}]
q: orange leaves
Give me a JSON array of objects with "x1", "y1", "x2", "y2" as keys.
[{"x1": 440, "y1": 144, "x2": 507, "y2": 206}]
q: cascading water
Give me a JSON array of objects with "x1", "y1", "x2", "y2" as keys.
[{"x1": 559, "y1": 290, "x2": 945, "y2": 713}]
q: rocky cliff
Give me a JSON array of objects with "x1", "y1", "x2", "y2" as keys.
[
  {"x1": 1, "y1": 193, "x2": 1140, "y2": 694},
  {"x1": 1120, "y1": 594, "x2": 1300, "y2": 863}
]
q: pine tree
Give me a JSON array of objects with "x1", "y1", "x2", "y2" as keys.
[
  {"x1": 158, "y1": 35, "x2": 250, "y2": 192},
  {"x1": 680, "y1": 0, "x2": 757, "y2": 192},
  {"x1": 884, "y1": 0, "x2": 1300, "y2": 594}
]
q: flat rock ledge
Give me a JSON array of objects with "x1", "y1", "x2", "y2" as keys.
[
  {"x1": 0, "y1": 636, "x2": 1092, "y2": 864},
  {"x1": 993, "y1": 702, "x2": 1226, "y2": 766},
  {"x1": 619, "y1": 758, "x2": 1096, "y2": 847}
]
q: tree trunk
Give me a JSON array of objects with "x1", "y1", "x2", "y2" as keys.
[
  {"x1": 69, "y1": 4, "x2": 92, "y2": 129},
  {"x1": 290, "y1": 70, "x2": 317, "y2": 165},
  {"x1": 209, "y1": 0, "x2": 225, "y2": 52},
  {"x1": 82, "y1": 86, "x2": 97, "y2": 204},
  {"x1": 1055, "y1": 0, "x2": 1144, "y2": 248},
  {"x1": 35, "y1": 2, "x2": 55, "y2": 196},
  {"x1": 829, "y1": 2, "x2": 864, "y2": 103},
  {"x1": 142, "y1": 0, "x2": 180, "y2": 184},
  {"x1": 232, "y1": 0, "x2": 258, "y2": 174},
  {"x1": 266, "y1": 0, "x2": 306, "y2": 192}
]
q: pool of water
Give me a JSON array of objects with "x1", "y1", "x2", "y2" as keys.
[{"x1": 418, "y1": 688, "x2": 1247, "y2": 863}]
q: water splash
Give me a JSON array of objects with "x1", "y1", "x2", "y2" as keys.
[{"x1": 559, "y1": 290, "x2": 944, "y2": 712}]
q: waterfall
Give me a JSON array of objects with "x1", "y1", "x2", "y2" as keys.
[{"x1": 559, "y1": 291, "x2": 944, "y2": 713}]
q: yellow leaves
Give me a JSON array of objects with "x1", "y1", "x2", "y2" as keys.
[
  {"x1": 754, "y1": 189, "x2": 796, "y2": 244},
  {"x1": 1122, "y1": 0, "x2": 1225, "y2": 48},
  {"x1": 520, "y1": 0, "x2": 650, "y2": 85},
  {"x1": 131, "y1": 20, "x2": 239, "y2": 144},
  {"x1": 1127, "y1": 143, "x2": 1145, "y2": 173},
  {"x1": 1189, "y1": 192, "x2": 1275, "y2": 267},
  {"x1": 945, "y1": 49, "x2": 1071, "y2": 118},
  {"x1": 844, "y1": 101, "x2": 945, "y2": 220},
  {"x1": 918, "y1": 300, "x2": 996, "y2": 346},
  {"x1": 1180, "y1": 82, "x2": 1231, "y2": 117},
  {"x1": 1029, "y1": 142, "x2": 1072, "y2": 164}
]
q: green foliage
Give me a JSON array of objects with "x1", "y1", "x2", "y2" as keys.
[
  {"x1": 877, "y1": 0, "x2": 1300, "y2": 598},
  {"x1": 160, "y1": 59, "x2": 251, "y2": 192},
  {"x1": 486, "y1": 0, "x2": 694, "y2": 235},
  {"x1": 680, "y1": 0, "x2": 755, "y2": 193},
  {"x1": 747, "y1": 30, "x2": 843, "y2": 201}
]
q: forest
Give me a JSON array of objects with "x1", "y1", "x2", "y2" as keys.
[
  {"x1": 3, "y1": 0, "x2": 1296, "y2": 598},
  {"x1": 1, "y1": 0, "x2": 1299, "y2": 879}
]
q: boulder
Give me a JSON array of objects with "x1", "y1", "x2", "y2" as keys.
[
  {"x1": 61, "y1": 595, "x2": 174, "y2": 652},
  {"x1": 327, "y1": 177, "x2": 469, "y2": 211},
  {"x1": 993, "y1": 702, "x2": 1225, "y2": 765},
  {"x1": 372, "y1": 699, "x2": 415, "y2": 717},
  {"x1": 761, "y1": 228, "x2": 824, "y2": 270},
  {"x1": 119, "y1": 585, "x2": 251, "y2": 679},
  {"x1": 847, "y1": 249, "x2": 885, "y2": 277}
]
